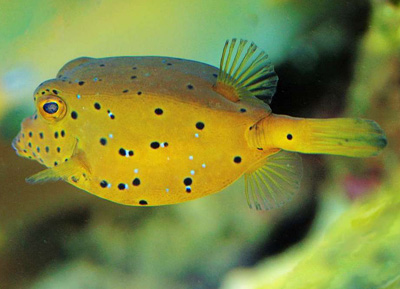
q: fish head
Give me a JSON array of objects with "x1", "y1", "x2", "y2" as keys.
[{"x1": 12, "y1": 85, "x2": 78, "y2": 168}]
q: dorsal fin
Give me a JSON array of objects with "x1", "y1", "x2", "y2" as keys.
[{"x1": 213, "y1": 39, "x2": 278, "y2": 104}]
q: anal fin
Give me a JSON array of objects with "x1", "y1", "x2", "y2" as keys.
[{"x1": 244, "y1": 150, "x2": 303, "y2": 210}]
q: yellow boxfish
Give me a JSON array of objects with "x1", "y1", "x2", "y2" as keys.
[{"x1": 12, "y1": 39, "x2": 387, "y2": 210}]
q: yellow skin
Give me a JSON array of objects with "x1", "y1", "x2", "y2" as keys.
[{"x1": 13, "y1": 40, "x2": 387, "y2": 208}]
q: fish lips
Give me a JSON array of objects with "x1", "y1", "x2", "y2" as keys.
[{"x1": 11, "y1": 133, "x2": 24, "y2": 156}]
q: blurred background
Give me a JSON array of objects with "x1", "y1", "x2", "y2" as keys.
[{"x1": 0, "y1": 0, "x2": 399, "y2": 288}]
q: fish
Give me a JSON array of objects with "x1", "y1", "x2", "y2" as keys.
[{"x1": 12, "y1": 39, "x2": 387, "y2": 210}]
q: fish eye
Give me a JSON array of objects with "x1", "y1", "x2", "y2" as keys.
[
  {"x1": 43, "y1": 102, "x2": 59, "y2": 114},
  {"x1": 38, "y1": 95, "x2": 67, "y2": 121}
]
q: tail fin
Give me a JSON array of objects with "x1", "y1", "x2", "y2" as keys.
[{"x1": 248, "y1": 114, "x2": 387, "y2": 157}]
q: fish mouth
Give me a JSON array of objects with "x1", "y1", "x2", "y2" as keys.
[{"x1": 12, "y1": 134, "x2": 22, "y2": 155}]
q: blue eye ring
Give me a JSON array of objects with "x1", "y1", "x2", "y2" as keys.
[{"x1": 43, "y1": 102, "x2": 59, "y2": 114}]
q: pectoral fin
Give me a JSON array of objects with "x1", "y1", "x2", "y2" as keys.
[{"x1": 26, "y1": 152, "x2": 90, "y2": 184}]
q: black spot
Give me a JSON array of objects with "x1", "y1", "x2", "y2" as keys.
[
  {"x1": 45, "y1": 146, "x2": 49, "y2": 153},
  {"x1": 234, "y1": 156, "x2": 242, "y2": 163},
  {"x1": 187, "y1": 84, "x2": 194, "y2": 90},
  {"x1": 257, "y1": 147, "x2": 263, "y2": 151},
  {"x1": 52, "y1": 89, "x2": 58, "y2": 95},
  {"x1": 32, "y1": 152, "x2": 36, "y2": 157},
  {"x1": 212, "y1": 73, "x2": 218, "y2": 78},
  {"x1": 139, "y1": 200, "x2": 148, "y2": 205},
  {"x1": 94, "y1": 103, "x2": 101, "y2": 110},
  {"x1": 29, "y1": 132, "x2": 32, "y2": 137},
  {"x1": 57, "y1": 147, "x2": 61, "y2": 153},
  {"x1": 54, "y1": 162, "x2": 58, "y2": 166},
  {"x1": 54, "y1": 131, "x2": 59, "y2": 139},
  {"x1": 100, "y1": 64, "x2": 105, "y2": 67},
  {"x1": 137, "y1": 91, "x2": 142, "y2": 95},
  {"x1": 163, "y1": 142, "x2": 168, "y2": 147},
  {"x1": 22, "y1": 133, "x2": 25, "y2": 138},
  {"x1": 155, "y1": 108, "x2": 163, "y2": 115},
  {"x1": 196, "y1": 122, "x2": 205, "y2": 130},
  {"x1": 150, "y1": 142, "x2": 160, "y2": 149},
  {"x1": 183, "y1": 177, "x2": 192, "y2": 186},
  {"x1": 287, "y1": 134, "x2": 293, "y2": 140},
  {"x1": 123, "y1": 89, "x2": 129, "y2": 93},
  {"x1": 100, "y1": 180, "x2": 108, "y2": 188},
  {"x1": 128, "y1": 150, "x2": 134, "y2": 156},
  {"x1": 240, "y1": 108, "x2": 247, "y2": 113},
  {"x1": 131, "y1": 76, "x2": 137, "y2": 79},
  {"x1": 36, "y1": 147, "x2": 40, "y2": 153},
  {"x1": 61, "y1": 130, "x2": 65, "y2": 137},
  {"x1": 167, "y1": 63, "x2": 172, "y2": 66},
  {"x1": 132, "y1": 178, "x2": 141, "y2": 186},
  {"x1": 41, "y1": 91, "x2": 45, "y2": 95},
  {"x1": 34, "y1": 114, "x2": 38, "y2": 120},
  {"x1": 186, "y1": 187, "x2": 191, "y2": 193},
  {"x1": 28, "y1": 142, "x2": 32, "y2": 148},
  {"x1": 132, "y1": 67, "x2": 137, "y2": 70},
  {"x1": 119, "y1": 148, "x2": 126, "y2": 156},
  {"x1": 78, "y1": 81, "x2": 85, "y2": 86},
  {"x1": 100, "y1": 138, "x2": 107, "y2": 146},
  {"x1": 110, "y1": 114, "x2": 115, "y2": 119},
  {"x1": 118, "y1": 183, "x2": 126, "y2": 190},
  {"x1": 71, "y1": 111, "x2": 78, "y2": 119}
]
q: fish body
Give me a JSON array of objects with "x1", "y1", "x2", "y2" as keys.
[{"x1": 13, "y1": 39, "x2": 387, "y2": 209}]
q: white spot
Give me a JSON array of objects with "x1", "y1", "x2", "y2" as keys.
[
  {"x1": 186, "y1": 186, "x2": 192, "y2": 192},
  {"x1": 160, "y1": 143, "x2": 165, "y2": 148},
  {"x1": 107, "y1": 183, "x2": 111, "y2": 188},
  {"x1": 93, "y1": 77, "x2": 99, "y2": 82},
  {"x1": 195, "y1": 133, "x2": 199, "y2": 138},
  {"x1": 144, "y1": 73, "x2": 151, "y2": 77},
  {"x1": 166, "y1": 188, "x2": 169, "y2": 193},
  {"x1": 125, "y1": 184, "x2": 129, "y2": 189},
  {"x1": 202, "y1": 163, "x2": 206, "y2": 168},
  {"x1": 109, "y1": 134, "x2": 113, "y2": 139},
  {"x1": 134, "y1": 169, "x2": 139, "y2": 173},
  {"x1": 189, "y1": 155, "x2": 193, "y2": 160},
  {"x1": 77, "y1": 94, "x2": 81, "y2": 99},
  {"x1": 190, "y1": 170, "x2": 195, "y2": 175},
  {"x1": 167, "y1": 157, "x2": 170, "y2": 161}
]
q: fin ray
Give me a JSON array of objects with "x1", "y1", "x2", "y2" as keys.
[
  {"x1": 215, "y1": 38, "x2": 278, "y2": 104},
  {"x1": 244, "y1": 150, "x2": 303, "y2": 210},
  {"x1": 26, "y1": 151, "x2": 90, "y2": 184}
]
